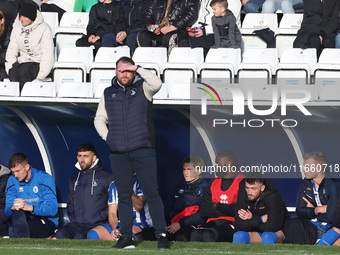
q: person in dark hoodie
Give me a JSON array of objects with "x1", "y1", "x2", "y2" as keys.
[
  {"x1": 75, "y1": 0, "x2": 126, "y2": 53},
  {"x1": 55, "y1": 143, "x2": 114, "y2": 239},
  {"x1": 283, "y1": 151, "x2": 340, "y2": 245},
  {"x1": 233, "y1": 173, "x2": 290, "y2": 244},
  {"x1": 102, "y1": 0, "x2": 144, "y2": 54},
  {"x1": 0, "y1": 164, "x2": 11, "y2": 236},
  {"x1": 0, "y1": 10, "x2": 10, "y2": 81},
  {"x1": 164, "y1": 156, "x2": 209, "y2": 242},
  {"x1": 210, "y1": 0, "x2": 241, "y2": 49}
]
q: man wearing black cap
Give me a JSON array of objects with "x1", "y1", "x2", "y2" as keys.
[{"x1": 5, "y1": 1, "x2": 54, "y2": 90}]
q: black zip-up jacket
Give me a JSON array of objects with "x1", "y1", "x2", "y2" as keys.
[
  {"x1": 87, "y1": 1, "x2": 127, "y2": 37},
  {"x1": 296, "y1": 177, "x2": 340, "y2": 224},
  {"x1": 164, "y1": 178, "x2": 209, "y2": 227},
  {"x1": 121, "y1": 0, "x2": 144, "y2": 34},
  {"x1": 67, "y1": 160, "x2": 114, "y2": 225},
  {"x1": 142, "y1": 0, "x2": 199, "y2": 30},
  {"x1": 235, "y1": 180, "x2": 290, "y2": 232}
]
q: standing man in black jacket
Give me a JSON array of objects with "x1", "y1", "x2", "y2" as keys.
[
  {"x1": 233, "y1": 173, "x2": 289, "y2": 244},
  {"x1": 55, "y1": 143, "x2": 114, "y2": 239}
]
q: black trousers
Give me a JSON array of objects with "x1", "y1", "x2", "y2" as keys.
[
  {"x1": 294, "y1": 33, "x2": 335, "y2": 58},
  {"x1": 9, "y1": 210, "x2": 56, "y2": 238},
  {"x1": 190, "y1": 220, "x2": 236, "y2": 242},
  {"x1": 0, "y1": 209, "x2": 9, "y2": 236},
  {"x1": 9, "y1": 62, "x2": 40, "y2": 91},
  {"x1": 40, "y1": 3, "x2": 66, "y2": 23},
  {"x1": 283, "y1": 217, "x2": 319, "y2": 245},
  {"x1": 109, "y1": 148, "x2": 167, "y2": 239},
  {"x1": 137, "y1": 29, "x2": 189, "y2": 48},
  {"x1": 76, "y1": 35, "x2": 102, "y2": 54},
  {"x1": 167, "y1": 225, "x2": 196, "y2": 242},
  {"x1": 55, "y1": 222, "x2": 97, "y2": 239}
]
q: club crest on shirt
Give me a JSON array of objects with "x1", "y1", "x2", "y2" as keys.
[
  {"x1": 19, "y1": 187, "x2": 24, "y2": 192},
  {"x1": 33, "y1": 186, "x2": 39, "y2": 193}
]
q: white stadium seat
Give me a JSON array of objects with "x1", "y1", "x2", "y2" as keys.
[
  {"x1": 0, "y1": 81, "x2": 20, "y2": 97},
  {"x1": 200, "y1": 48, "x2": 241, "y2": 84},
  {"x1": 315, "y1": 49, "x2": 340, "y2": 100},
  {"x1": 41, "y1": 12, "x2": 59, "y2": 37},
  {"x1": 276, "y1": 48, "x2": 317, "y2": 85},
  {"x1": 275, "y1": 14, "x2": 303, "y2": 59},
  {"x1": 55, "y1": 12, "x2": 89, "y2": 56},
  {"x1": 58, "y1": 82, "x2": 93, "y2": 98},
  {"x1": 240, "y1": 13, "x2": 278, "y2": 53},
  {"x1": 237, "y1": 48, "x2": 278, "y2": 100},
  {"x1": 132, "y1": 47, "x2": 167, "y2": 76},
  {"x1": 53, "y1": 47, "x2": 93, "y2": 92},
  {"x1": 163, "y1": 47, "x2": 204, "y2": 97},
  {"x1": 21, "y1": 82, "x2": 56, "y2": 97}
]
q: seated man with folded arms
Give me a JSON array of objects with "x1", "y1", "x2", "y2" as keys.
[
  {"x1": 87, "y1": 175, "x2": 152, "y2": 242},
  {"x1": 284, "y1": 152, "x2": 340, "y2": 245},
  {"x1": 190, "y1": 151, "x2": 245, "y2": 242},
  {"x1": 233, "y1": 173, "x2": 290, "y2": 244},
  {"x1": 164, "y1": 156, "x2": 209, "y2": 241}
]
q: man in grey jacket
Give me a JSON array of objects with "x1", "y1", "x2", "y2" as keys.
[{"x1": 5, "y1": 2, "x2": 54, "y2": 90}]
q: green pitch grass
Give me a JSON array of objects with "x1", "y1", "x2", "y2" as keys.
[{"x1": 0, "y1": 239, "x2": 340, "y2": 255}]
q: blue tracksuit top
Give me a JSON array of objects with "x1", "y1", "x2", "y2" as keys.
[{"x1": 5, "y1": 167, "x2": 59, "y2": 227}]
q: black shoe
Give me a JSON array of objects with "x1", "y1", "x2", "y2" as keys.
[
  {"x1": 112, "y1": 236, "x2": 135, "y2": 249},
  {"x1": 157, "y1": 233, "x2": 170, "y2": 249}
]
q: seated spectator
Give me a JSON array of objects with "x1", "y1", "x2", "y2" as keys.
[
  {"x1": 210, "y1": 0, "x2": 241, "y2": 49},
  {"x1": 5, "y1": 2, "x2": 54, "y2": 91},
  {"x1": 75, "y1": 0, "x2": 126, "y2": 54},
  {"x1": 293, "y1": 0, "x2": 340, "y2": 57},
  {"x1": 233, "y1": 173, "x2": 290, "y2": 244},
  {"x1": 0, "y1": 10, "x2": 10, "y2": 81},
  {"x1": 262, "y1": 0, "x2": 303, "y2": 14},
  {"x1": 40, "y1": 0, "x2": 76, "y2": 22},
  {"x1": 136, "y1": 0, "x2": 199, "y2": 55},
  {"x1": 242, "y1": 0, "x2": 265, "y2": 13},
  {"x1": 284, "y1": 152, "x2": 340, "y2": 245},
  {"x1": 189, "y1": 0, "x2": 241, "y2": 55},
  {"x1": 102, "y1": 0, "x2": 144, "y2": 54},
  {"x1": 190, "y1": 151, "x2": 245, "y2": 242},
  {"x1": 87, "y1": 175, "x2": 152, "y2": 242},
  {"x1": 55, "y1": 143, "x2": 114, "y2": 239},
  {"x1": 0, "y1": 0, "x2": 38, "y2": 28},
  {"x1": 164, "y1": 156, "x2": 209, "y2": 242},
  {"x1": 5, "y1": 153, "x2": 59, "y2": 238},
  {"x1": 0, "y1": 164, "x2": 11, "y2": 237}
]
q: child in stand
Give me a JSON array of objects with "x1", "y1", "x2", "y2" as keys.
[{"x1": 210, "y1": 0, "x2": 241, "y2": 49}]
